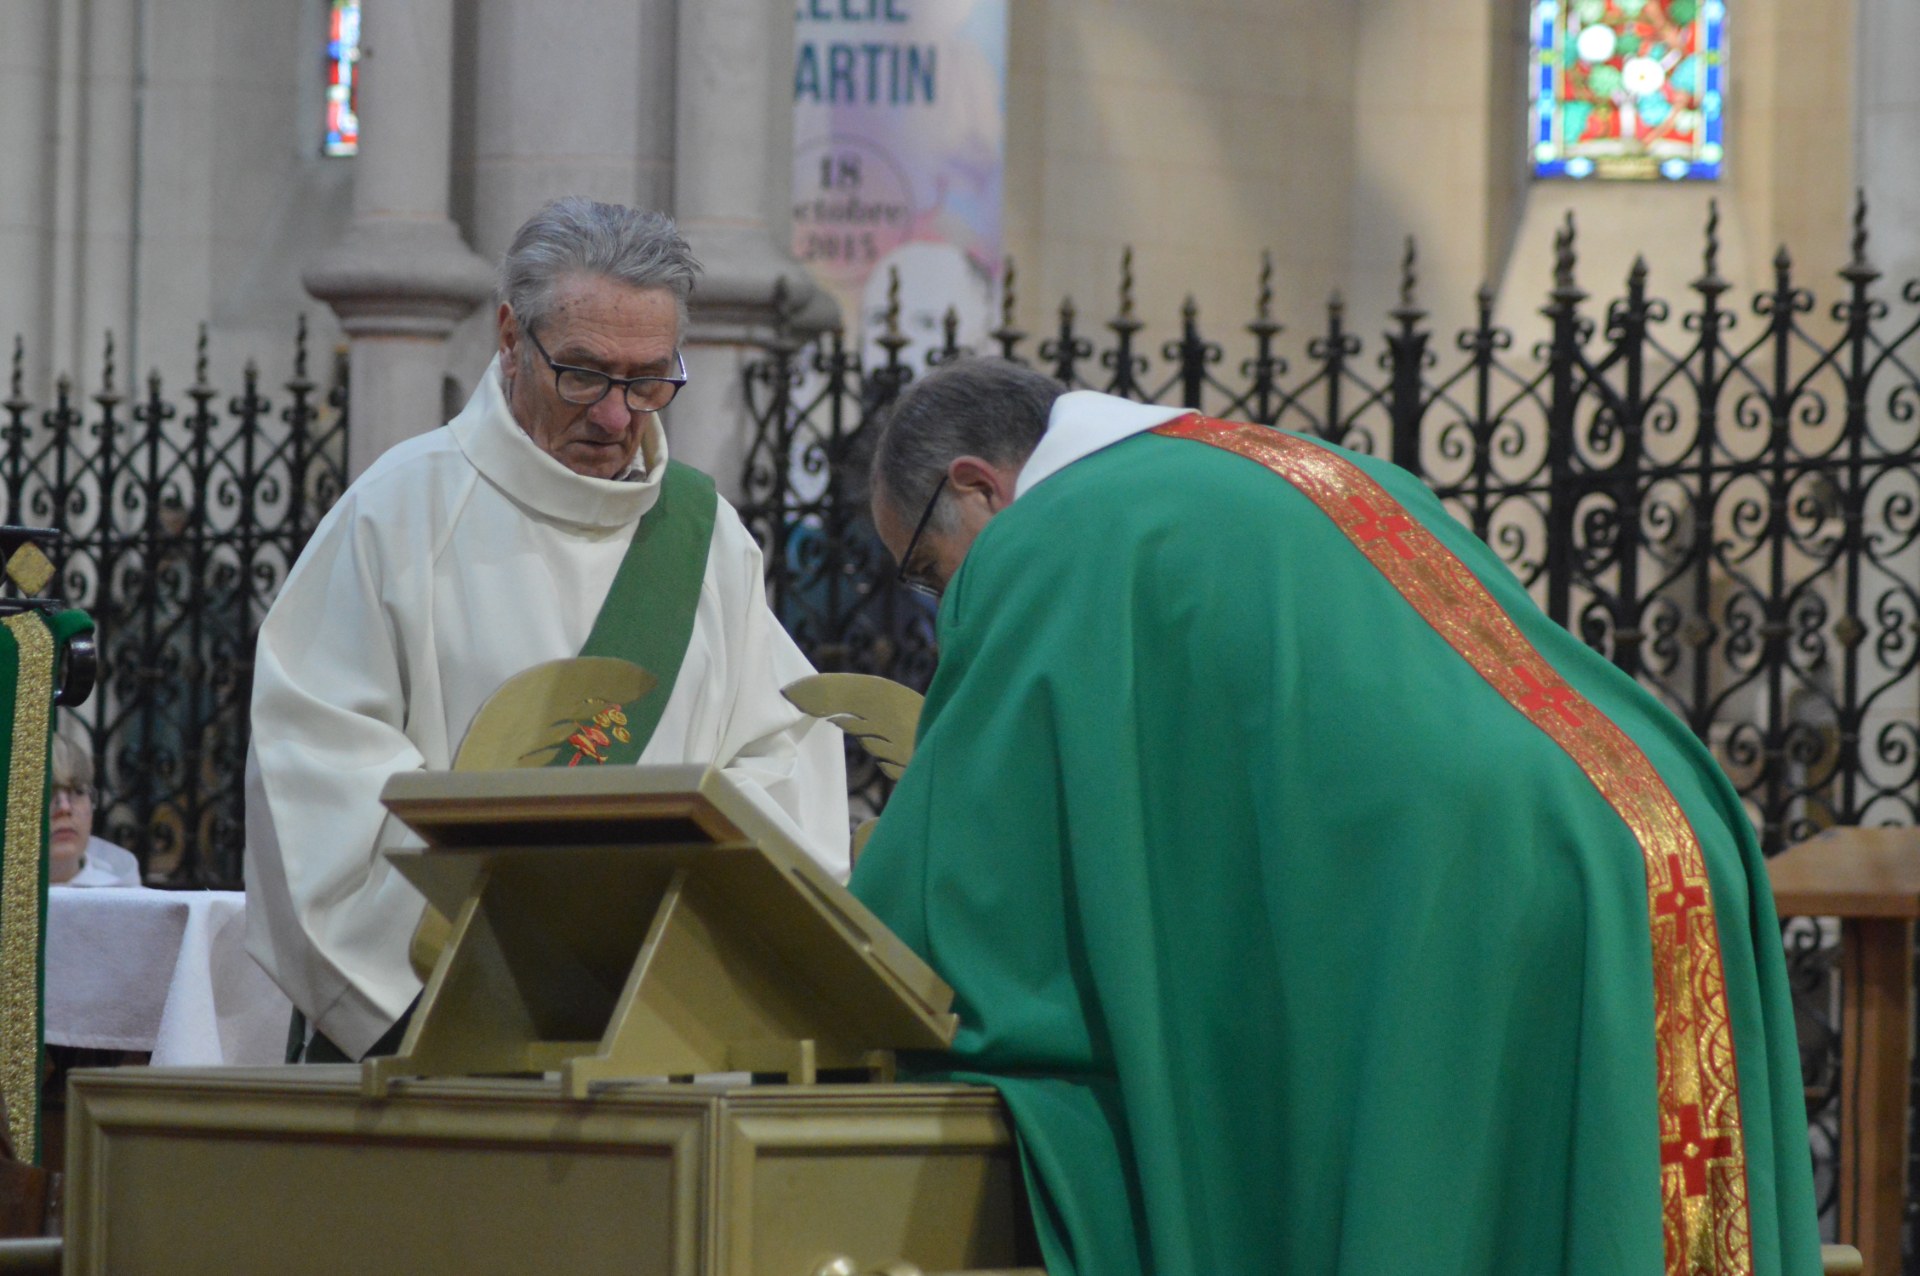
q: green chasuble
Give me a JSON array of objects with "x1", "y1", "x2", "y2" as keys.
[{"x1": 850, "y1": 426, "x2": 1820, "y2": 1276}]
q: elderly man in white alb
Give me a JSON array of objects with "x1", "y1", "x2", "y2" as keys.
[{"x1": 245, "y1": 199, "x2": 850, "y2": 1063}]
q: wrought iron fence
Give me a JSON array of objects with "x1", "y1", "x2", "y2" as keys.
[
  {"x1": 2, "y1": 321, "x2": 348, "y2": 888},
  {"x1": 738, "y1": 195, "x2": 1920, "y2": 1258}
]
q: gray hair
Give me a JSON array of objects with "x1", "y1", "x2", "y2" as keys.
[
  {"x1": 497, "y1": 198, "x2": 702, "y2": 333},
  {"x1": 869, "y1": 358, "x2": 1064, "y2": 528}
]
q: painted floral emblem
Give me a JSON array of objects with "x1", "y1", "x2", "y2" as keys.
[{"x1": 563, "y1": 702, "x2": 634, "y2": 766}]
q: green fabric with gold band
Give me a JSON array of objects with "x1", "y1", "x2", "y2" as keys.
[
  {"x1": 850, "y1": 431, "x2": 1821, "y2": 1276},
  {"x1": 0, "y1": 607, "x2": 92, "y2": 1165},
  {"x1": 545, "y1": 459, "x2": 717, "y2": 767}
]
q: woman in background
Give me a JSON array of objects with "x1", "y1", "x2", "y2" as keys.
[{"x1": 48, "y1": 728, "x2": 139, "y2": 887}]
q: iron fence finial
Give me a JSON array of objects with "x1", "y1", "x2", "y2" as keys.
[
  {"x1": 1850, "y1": 187, "x2": 1868, "y2": 269},
  {"x1": 767, "y1": 277, "x2": 798, "y2": 352},
  {"x1": 991, "y1": 257, "x2": 1025, "y2": 359},
  {"x1": 874, "y1": 267, "x2": 909, "y2": 363},
  {"x1": 1694, "y1": 200, "x2": 1728, "y2": 297},
  {"x1": 294, "y1": 314, "x2": 309, "y2": 381},
  {"x1": 8, "y1": 337, "x2": 20, "y2": 404},
  {"x1": 1257, "y1": 251, "x2": 1274, "y2": 324},
  {"x1": 196, "y1": 325, "x2": 210, "y2": 388},
  {"x1": 101, "y1": 331, "x2": 116, "y2": 398},
  {"x1": 1554, "y1": 211, "x2": 1579, "y2": 292},
  {"x1": 1393, "y1": 237, "x2": 1426, "y2": 327},
  {"x1": 1841, "y1": 187, "x2": 1878, "y2": 287},
  {"x1": 1119, "y1": 247, "x2": 1136, "y2": 322}
]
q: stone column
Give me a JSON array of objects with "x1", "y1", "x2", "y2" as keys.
[
  {"x1": 1858, "y1": 0, "x2": 1920, "y2": 285},
  {"x1": 464, "y1": 0, "x2": 669, "y2": 259},
  {"x1": 1855, "y1": 0, "x2": 1920, "y2": 791},
  {"x1": 668, "y1": 0, "x2": 834, "y2": 501},
  {"x1": 0, "y1": 1, "x2": 61, "y2": 387},
  {"x1": 304, "y1": 0, "x2": 494, "y2": 476},
  {"x1": 444, "y1": 0, "x2": 675, "y2": 391}
]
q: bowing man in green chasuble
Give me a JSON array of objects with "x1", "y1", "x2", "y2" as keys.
[{"x1": 853, "y1": 359, "x2": 1821, "y2": 1276}]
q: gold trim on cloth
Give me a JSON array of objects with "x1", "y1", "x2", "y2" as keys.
[
  {"x1": 0, "y1": 611, "x2": 52, "y2": 1163},
  {"x1": 1154, "y1": 415, "x2": 1754, "y2": 1276}
]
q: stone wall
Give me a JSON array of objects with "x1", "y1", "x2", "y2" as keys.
[
  {"x1": 0, "y1": 0, "x2": 1913, "y2": 472},
  {"x1": 999, "y1": 0, "x2": 1890, "y2": 347},
  {"x1": 0, "y1": 0, "x2": 350, "y2": 405},
  {"x1": 1002, "y1": 0, "x2": 1357, "y2": 337}
]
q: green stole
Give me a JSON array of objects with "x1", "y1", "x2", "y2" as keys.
[
  {"x1": 0, "y1": 608, "x2": 90, "y2": 1164},
  {"x1": 548, "y1": 459, "x2": 718, "y2": 768}
]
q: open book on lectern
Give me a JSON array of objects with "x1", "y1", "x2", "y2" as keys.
[{"x1": 361, "y1": 659, "x2": 957, "y2": 1098}]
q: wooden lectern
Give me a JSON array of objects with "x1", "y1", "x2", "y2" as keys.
[
  {"x1": 60, "y1": 766, "x2": 1040, "y2": 1276},
  {"x1": 363, "y1": 764, "x2": 958, "y2": 1096},
  {"x1": 1768, "y1": 827, "x2": 1920, "y2": 1276}
]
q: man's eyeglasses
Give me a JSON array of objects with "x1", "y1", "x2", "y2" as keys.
[
  {"x1": 50, "y1": 784, "x2": 94, "y2": 809},
  {"x1": 895, "y1": 475, "x2": 949, "y2": 598},
  {"x1": 526, "y1": 326, "x2": 688, "y2": 412}
]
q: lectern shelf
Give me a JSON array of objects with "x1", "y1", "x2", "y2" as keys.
[{"x1": 364, "y1": 764, "x2": 958, "y2": 1097}]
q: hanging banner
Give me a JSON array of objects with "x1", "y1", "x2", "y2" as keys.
[{"x1": 792, "y1": 0, "x2": 1007, "y2": 368}]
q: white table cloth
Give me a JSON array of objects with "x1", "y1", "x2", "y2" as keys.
[{"x1": 44, "y1": 887, "x2": 293, "y2": 1066}]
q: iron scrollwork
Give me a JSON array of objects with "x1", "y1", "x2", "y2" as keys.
[{"x1": 0, "y1": 321, "x2": 348, "y2": 887}]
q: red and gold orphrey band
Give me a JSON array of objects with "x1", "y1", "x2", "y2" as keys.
[{"x1": 1154, "y1": 415, "x2": 1754, "y2": 1276}]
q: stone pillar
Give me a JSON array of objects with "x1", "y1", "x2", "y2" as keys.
[
  {"x1": 1855, "y1": 0, "x2": 1920, "y2": 775},
  {"x1": 45, "y1": 0, "x2": 141, "y2": 388},
  {"x1": 443, "y1": 0, "x2": 677, "y2": 391},
  {"x1": 464, "y1": 0, "x2": 670, "y2": 259},
  {"x1": 668, "y1": 0, "x2": 833, "y2": 502},
  {"x1": 304, "y1": 0, "x2": 494, "y2": 476},
  {"x1": 1858, "y1": 0, "x2": 1920, "y2": 285},
  {"x1": 0, "y1": 1, "x2": 60, "y2": 387}
]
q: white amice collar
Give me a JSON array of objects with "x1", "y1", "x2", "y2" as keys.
[
  {"x1": 1014, "y1": 391, "x2": 1192, "y2": 499},
  {"x1": 450, "y1": 355, "x2": 668, "y2": 531}
]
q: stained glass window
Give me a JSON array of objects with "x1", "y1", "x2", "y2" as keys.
[
  {"x1": 1530, "y1": 0, "x2": 1724, "y2": 181},
  {"x1": 324, "y1": 0, "x2": 362, "y2": 157}
]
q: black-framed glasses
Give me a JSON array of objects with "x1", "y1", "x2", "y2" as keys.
[
  {"x1": 526, "y1": 326, "x2": 688, "y2": 412},
  {"x1": 895, "y1": 475, "x2": 949, "y2": 598},
  {"x1": 50, "y1": 784, "x2": 94, "y2": 809}
]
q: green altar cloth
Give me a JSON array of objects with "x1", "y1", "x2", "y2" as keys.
[{"x1": 850, "y1": 430, "x2": 1820, "y2": 1276}]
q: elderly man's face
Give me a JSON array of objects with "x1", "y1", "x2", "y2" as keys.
[{"x1": 497, "y1": 275, "x2": 680, "y2": 480}]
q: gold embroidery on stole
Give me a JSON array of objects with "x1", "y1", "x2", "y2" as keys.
[{"x1": 0, "y1": 612, "x2": 54, "y2": 1163}]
